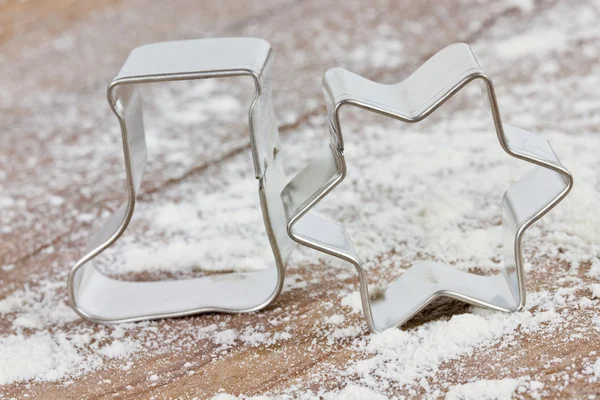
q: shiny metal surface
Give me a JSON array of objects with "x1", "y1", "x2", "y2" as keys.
[
  {"x1": 69, "y1": 38, "x2": 294, "y2": 323},
  {"x1": 282, "y1": 43, "x2": 573, "y2": 333}
]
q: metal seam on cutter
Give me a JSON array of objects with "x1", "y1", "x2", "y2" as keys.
[
  {"x1": 68, "y1": 38, "x2": 295, "y2": 323},
  {"x1": 282, "y1": 43, "x2": 573, "y2": 333}
]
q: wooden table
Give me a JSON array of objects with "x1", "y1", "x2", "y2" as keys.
[{"x1": 1, "y1": 0, "x2": 600, "y2": 398}]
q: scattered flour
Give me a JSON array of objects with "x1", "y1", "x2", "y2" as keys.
[
  {"x1": 494, "y1": 29, "x2": 567, "y2": 60},
  {"x1": 327, "y1": 314, "x2": 345, "y2": 325},
  {"x1": 310, "y1": 289, "x2": 569, "y2": 396},
  {"x1": 211, "y1": 395, "x2": 242, "y2": 400},
  {"x1": 445, "y1": 377, "x2": 543, "y2": 400},
  {"x1": 505, "y1": 0, "x2": 535, "y2": 13},
  {"x1": 341, "y1": 291, "x2": 362, "y2": 314},
  {"x1": 589, "y1": 284, "x2": 600, "y2": 299},
  {"x1": 283, "y1": 274, "x2": 308, "y2": 292},
  {"x1": 213, "y1": 329, "x2": 239, "y2": 346},
  {"x1": 2, "y1": 0, "x2": 600, "y2": 398},
  {"x1": 210, "y1": 385, "x2": 389, "y2": 400},
  {"x1": 97, "y1": 339, "x2": 139, "y2": 358},
  {"x1": 583, "y1": 358, "x2": 600, "y2": 383},
  {"x1": 1, "y1": 264, "x2": 14, "y2": 272},
  {"x1": 0, "y1": 332, "x2": 96, "y2": 385},
  {"x1": 324, "y1": 384, "x2": 389, "y2": 400},
  {"x1": 331, "y1": 326, "x2": 362, "y2": 341},
  {"x1": 591, "y1": 359, "x2": 600, "y2": 383}
]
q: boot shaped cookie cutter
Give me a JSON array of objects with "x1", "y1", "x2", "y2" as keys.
[
  {"x1": 282, "y1": 43, "x2": 573, "y2": 333},
  {"x1": 69, "y1": 38, "x2": 294, "y2": 323}
]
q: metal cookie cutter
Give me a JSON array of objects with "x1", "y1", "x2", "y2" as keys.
[
  {"x1": 69, "y1": 38, "x2": 294, "y2": 323},
  {"x1": 282, "y1": 43, "x2": 573, "y2": 333}
]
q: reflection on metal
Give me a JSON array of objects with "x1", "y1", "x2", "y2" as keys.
[
  {"x1": 283, "y1": 43, "x2": 573, "y2": 333},
  {"x1": 69, "y1": 38, "x2": 294, "y2": 324}
]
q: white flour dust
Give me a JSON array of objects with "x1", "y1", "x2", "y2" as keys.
[{"x1": 1, "y1": 0, "x2": 600, "y2": 398}]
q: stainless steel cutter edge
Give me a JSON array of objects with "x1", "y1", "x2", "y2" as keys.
[
  {"x1": 68, "y1": 38, "x2": 294, "y2": 323},
  {"x1": 282, "y1": 43, "x2": 573, "y2": 333}
]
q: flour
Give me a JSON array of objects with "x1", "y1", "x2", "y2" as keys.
[
  {"x1": 347, "y1": 295, "x2": 563, "y2": 393},
  {"x1": 589, "y1": 284, "x2": 600, "y2": 299},
  {"x1": 326, "y1": 314, "x2": 345, "y2": 325},
  {"x1": 583, "y1": 358, "x2": 600, "y2": 383},
  {"x1": 2, "y1": 0, "x2": 600, "y2": 397},
  {"x1": 340, "y1": 291, "x2": 362, "y2": 314},
  {"x1": 0, "y1": 332, "x2": 97, "y2": 385},
  {"x1": 213, "y1": 329, "x2": 239, "y2": 346},
  {"x1": 445, "y1": 378, "x2": 543, "y2": 400},
  {"x1": 330, "y1": 326, "x2": 362, "y2": 341}
]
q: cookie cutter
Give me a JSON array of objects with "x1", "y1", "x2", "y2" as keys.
[
  {"x1": 282, "y1": 43, "x2": 573, "y2": 333},
  {"x1": 69, "y1": 38, "x2": 294, "y2": 323}
]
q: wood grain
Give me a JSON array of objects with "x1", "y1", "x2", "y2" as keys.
[{"x1": 1, "y1": 0, "x2": 600, "y2": 398}]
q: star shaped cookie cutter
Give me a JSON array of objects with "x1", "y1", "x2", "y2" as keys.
[
  {"x1": 69, "y1": 38, "x2": 294, "y2": 323},
  {"x1": 282, "y1": 43, "x2": 573, "y2": 333}
]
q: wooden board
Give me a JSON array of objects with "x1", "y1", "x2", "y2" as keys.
[{"x1": 1, "y1": 0, "x2": 600, "y2": 398}]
